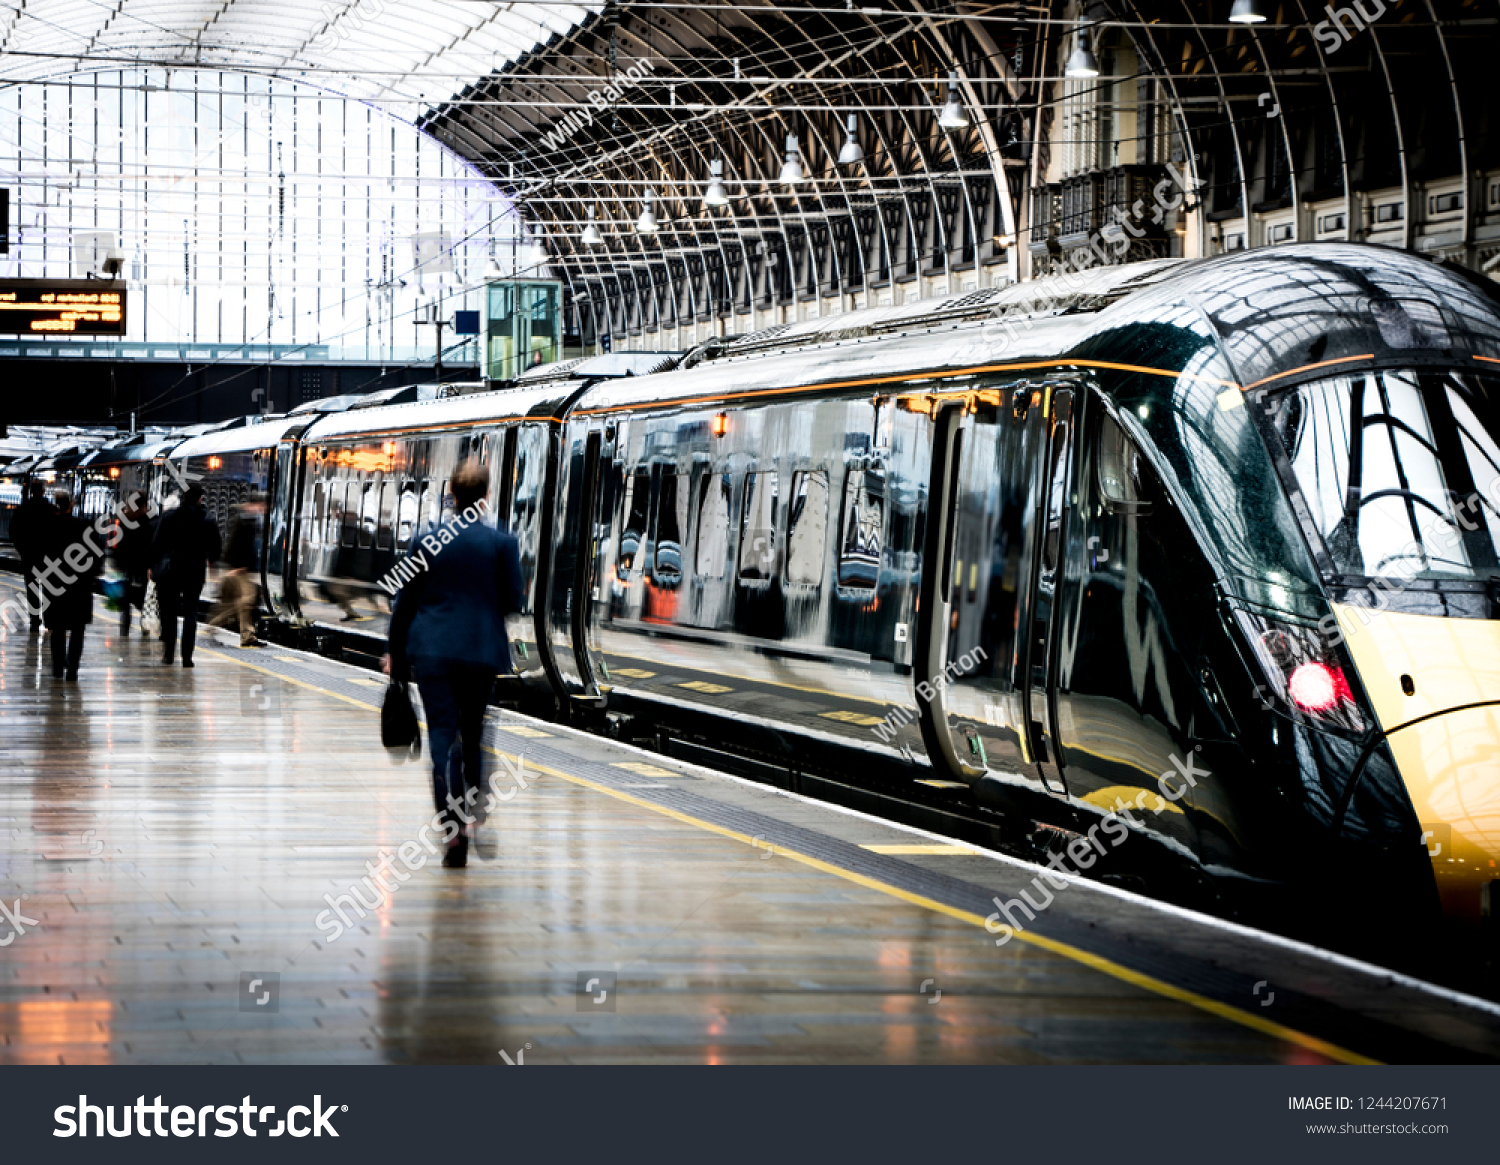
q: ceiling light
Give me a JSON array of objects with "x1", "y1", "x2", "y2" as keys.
[
  {"x1": 838, "y1": 114, "x2": 864, "y2": 165},
  {"x1": 704, "y1": 159, "x2": 729, "y2": 208},
  {"x1": 779, "y1": 133, "x2": 805, "y2": 185},
  {"x1": 1229, "y1": 0, "x2": 1268, "y2": 22},
  {"x1": 636, "y1": 188, "x2": 660, "y2": 235},
  {"x1": 1065, "y1": 30, "x2": 1099, "y2": 79},
  {"x1": 938, "y1": 71, "x2": 968, "y2": 130},
  {"x1": 581, "y1": 205, "x2": 603, "y2": 246}
]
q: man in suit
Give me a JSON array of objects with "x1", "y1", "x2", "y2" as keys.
[
  {"x1": 150, "y1": 485, "x2": 222, "y2": 667},
  {"x1": 41, "y1": 491, "x2": 101, "y2": 679},
  {"x1": 9, "y1": 481, "x2": 55, "y2": 631},
  {"x1": 385, "y1": 459, "x2": 522, "y2": 868}
]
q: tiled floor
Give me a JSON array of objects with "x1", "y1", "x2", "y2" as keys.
[{"x1": 0, "y1": 583, "x2": 1481, "y2": 1064}]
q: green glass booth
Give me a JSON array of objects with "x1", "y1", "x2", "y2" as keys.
[{"x1": 485, "y1": 279, "x2": 563, "y2": 381}]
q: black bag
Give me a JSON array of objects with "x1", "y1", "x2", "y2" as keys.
[{"x1": 381, "y1": 680, "x2": 421, "y2": 761}]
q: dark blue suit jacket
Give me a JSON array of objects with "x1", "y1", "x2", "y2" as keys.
[{"x1": 388, "y1": 517, "x2": 523, "y2": 676}]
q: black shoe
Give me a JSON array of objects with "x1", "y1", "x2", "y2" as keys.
[
  {"x1": 162, "y1": 653, "x2": 173, "y2": 665},
  {"x1": 52, "y1": 670, "x2": 64, "y2": 680},
  {"x1": 441, "y1": 836, "x2": 469, "y2": 869},
  {"x1": 182, "y1": 660, "x2": 195, "y2": 669},
  {"x1": 65, "y1": 671, "x2": 77, "y2": 681}
]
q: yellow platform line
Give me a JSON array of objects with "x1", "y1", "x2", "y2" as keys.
[{"x1": 197, "y1": 644, "x2": 1376, "y2": 1066}]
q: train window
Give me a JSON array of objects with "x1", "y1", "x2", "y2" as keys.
[
  {"x1": 396, "y1": 483, "x2": 419, "y2": 549},
  {"x1": 1043, "y1": 432, "x2": 1068, "y2": 572},
  {"x1": 695, "y1": 473, "x2": 731, "y2": 579},
  {"x1": 739, "y1": 471, "x2": 779, "y2": 581},
  {"x1": 416, "y1": 480, "x2": 432, "y2": 537},
  {"x1": 358, "y1": 481, "x2": 377, "y2": 549},
  {"x1": 838, "y1": 467, "x2": 884, "y2": 588},
  {"x1": 339, "y1": 482, "x2": 358, "y2": 548},
  {"x1": 312, "y1": 482, "x2": 326, "y2": 549},
  {"x1": 376, "y1": 481, "x2": 395, "y2": 551},
  {"x1": 1278, "y1": 370, "x2": 1500, "y2": 582},
  {"x1": 652, "y1": 471, "x2": 688, "y2": 586},
  {"x1": 1097, "y1": 412, "x2": 1153, "y2": 515},
  {"x1": 619, "y1": 466, "x2": 651, "y2": 576},
  {"x1": 785, "y1": 470, "x2": 829, "y2": 585}
]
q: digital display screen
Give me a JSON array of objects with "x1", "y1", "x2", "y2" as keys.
[{"x1": 0, "y1": 278, "x2": 127, "y2": 335}]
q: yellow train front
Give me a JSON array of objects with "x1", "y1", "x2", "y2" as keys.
[{"x1": 1068, "y1": 244, "x2": 1500, "y2": 948}]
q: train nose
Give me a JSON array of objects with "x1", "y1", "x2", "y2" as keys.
[
  {"x1": 1333, "y1": 604, "x2": 1500, "y2": 923},
  {"x1": 1385, "y1": 706, "x2": 1500, "y2": 922}
]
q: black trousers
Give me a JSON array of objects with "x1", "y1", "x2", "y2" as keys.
[
  {"x1": 22, "y1": 560, "x2": 42, "y2": 623},
  {"x1": 159, "y1": 580, "x2": 204, "y2": 663},
  {"x1": 414, "y1": 661, "x2": 496, "y2": 830},
  {"x1": 50, "y1": 627, "x2": 84, "y2": 676}
]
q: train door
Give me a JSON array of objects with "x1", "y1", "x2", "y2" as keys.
[
  {"x1": 568, "y1": 426, "x2": 609, "y2": 705},
  {"x1": 918, "y1": 384, "x2": 1076, "y2": 803},
  {"x1": 264, "y1": 435, "x2": 305, "y2": 618}
]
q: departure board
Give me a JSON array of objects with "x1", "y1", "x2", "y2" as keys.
[{"x1": 0, "y1": 278, "x2": 127, "y2": 336}]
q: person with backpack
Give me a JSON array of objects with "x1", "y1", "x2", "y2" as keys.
[{"x1": 150, "y1": 485, "x2": 221, "y2": 667}]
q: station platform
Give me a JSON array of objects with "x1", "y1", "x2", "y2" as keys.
[{"x1": 3, "y1": 576, "x2": 1500, "y2": 1065}]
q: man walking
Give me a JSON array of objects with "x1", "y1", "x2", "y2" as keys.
[
  {"x1": 210, "y1": 492, "x2": 266, "y2": 647},
  {"x1": 384, "y1": 460, "x2": 521, "y2": 868},
  {"x1": 42, "y1": 491, "x2": 100, "y2": 680},
  {"x1": 9, "y1": 481, "x2": 55, "y2": 631},
  {"x1": 150, "y1": 485, "x2": 221, "y2": 668}
]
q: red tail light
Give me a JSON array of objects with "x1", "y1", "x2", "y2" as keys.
[
  {"x1": 1287, "y1": 660, "x2": 1353, "y2": 713},
  {"x1": 1235, "y1": 611, "x2": 1366, "y2": 733}
]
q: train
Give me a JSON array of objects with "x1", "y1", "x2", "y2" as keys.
[{"x1": 8, "y1": 242, "x2": 1500, "y2": 959}]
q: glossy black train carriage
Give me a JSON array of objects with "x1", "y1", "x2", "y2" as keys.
[{"x1": 18, "y1": 243, "x2": 1500, "y2": 954}]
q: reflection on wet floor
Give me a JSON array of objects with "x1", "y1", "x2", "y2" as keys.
[{"x1": 0, "y1": 594, "x2": 1346, "y2": 1064}]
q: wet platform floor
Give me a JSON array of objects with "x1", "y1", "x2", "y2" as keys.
[{"x1": 2, "y1": 577, "x2": 1499, "y2": 1064}]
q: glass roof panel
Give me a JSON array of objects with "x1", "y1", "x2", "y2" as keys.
[{"x1": 0, "y1": 0, "x2": 599, "y2": 113}]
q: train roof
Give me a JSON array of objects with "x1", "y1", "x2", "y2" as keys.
[
  {"x1": 84, "y1": 436, "x2": 181, "y2": 468},
  {"x1": 510, "y1": 351, "x2": 680, "y2": 386},
  {"x1": 573, "y1": 245, "x2": 1500, "y2": 416},
  {"x1": 300, "y1": 382, "x2": 579, "y2": 442},
  {"x1": 167, "y1": 416, "x2": 306, "y2": 460}
]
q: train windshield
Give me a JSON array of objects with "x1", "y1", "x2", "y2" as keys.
[{"x1": 1268, "y1": 369, "x2": 1500, "y2": 584}]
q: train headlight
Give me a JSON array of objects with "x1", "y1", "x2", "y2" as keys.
[{"x1": 1235, "y1": 610, "x2": 1367, "y2": 734}]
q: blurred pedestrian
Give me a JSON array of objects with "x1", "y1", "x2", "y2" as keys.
[
  {"x1": 113, "y1": 492, "x2": 153, "y2": 637},
  {"x1": 150, "y1": 485, "x2": 221, "y2": 668},
  {"x1": 209, "y1": 491, "x2": 266, "y2": 647},
  {"x1": 42, "y1": 491, "x2": 100, "y2": 680},
  {"x1": 384, "y1": 459, "x2": 521, "y2": 868},
  {"x1": 9, "y1": 480, "x2": 55, "y2": 632}
]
